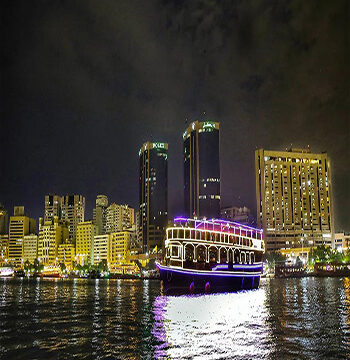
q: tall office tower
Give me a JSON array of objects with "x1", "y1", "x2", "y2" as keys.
[
  {"x1": 93, "y1": 195, "x2": 108, "y2": 235},
  {"x1": 44, "y1": 194, "x2": 62, "y2": 221},
  {"x1": 139, "y1": 142, "x2": 168, "y2": 253},
  {"x1": 61, "y1": 195, "x2": 85, "y2": 241},
  {"x1": 8, "y1": 207, "x2": 36, "y2": 268},
  {"x1": 0, "y1": 234, "x2": 9, "y2": 266},
  {"x1": 76, "y1": 221, "x2": 97, "y2": 265},
  {"x1": 37, "y1": 217, "x2": 69, "y2": 266},
  {"x1": 106, "y1": 203, "x2": 134, "y2": 233},
  {"x1": 0, "y1": 204, "x2": 9, "y2": 234},
  {"x1": 183, "y1": 120, "x2": 221, "y2": 219},
  {"x1": 221, "y1": 206, "x2": 254, "y2": 226},
  {"x1": 23, "y1": 234, "x2": 38, "y2": 264},
  {"x1": 255, "y1": 148, "x2": 334, "y2": 252}
]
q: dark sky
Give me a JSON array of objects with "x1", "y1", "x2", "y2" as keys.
[{"x1": 1, "y1": 0, "x2": 349, "y2": 231}]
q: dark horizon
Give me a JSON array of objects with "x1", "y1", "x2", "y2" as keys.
[{"x1": 1, "y1": 1, "x2": 349, "y2": 231}]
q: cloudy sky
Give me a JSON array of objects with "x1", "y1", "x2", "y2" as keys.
[{"x1": 1, "y1": 0, "x2": 349, "y2": 230}]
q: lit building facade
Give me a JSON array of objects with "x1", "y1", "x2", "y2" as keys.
[
  {"x1": 221, "y1": 206, "x2": 255, "y2": 226},
  {"x1": 0, "y1": 235, "x2": 9, "y2": 266},
  {"x1": 76, "y1": 221, "x2": 97, "y2": 265},
  {"x1": 44, "y1": 194, "x2": 62, "y2": 221},
  {"x1": 61, "y1": 195, "x2": 85, "y2": 241},
  {"x1": 106, "y1": 203, "x2": 134, "y2": 233},
  {"x1": 334, "y1": 232, "x2": 350, "y2": 251},
  {"x1": 183, "y1": 121, "x2": 220, "y2": 219},
  {"x1": 255, "y1": 148, "x2": 334, "y2": 252},
  {"x1": 93, "y1": 195, "x2": 108, "y2": 235},
  {"x1": 38, "y1": 217, "x2": 69, "y2": 266},
  {"x1": 93, "y1": 234, "x2": 110, "y2": 265},
  {"x1": 23, "y1": 234, "x2": 38, "y2": 264},
  {"x1": 8, "y1": 207, "x2": 36, "y2": 268},
  {"x1": 109, "y1": 230, "x2": 134, "y2": 265},
  {"x1": 139, "y1": 142, "x2": 168, "y2": 253},
  {"x1": 0, "y1": 204, "x2": 9, "y2": 234},
  {"x1": 57, "y1": 242, "x2": 75, "y2": 270}
]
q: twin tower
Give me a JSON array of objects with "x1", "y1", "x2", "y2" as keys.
[{"x1": 139, "y1": 120, "x2": 220, "y2": 253}]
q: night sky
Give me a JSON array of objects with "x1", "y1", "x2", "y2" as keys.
[{"x1": 1, "y1": 0, "x2": 349, "y2": 231}]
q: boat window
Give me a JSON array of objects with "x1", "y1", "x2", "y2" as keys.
[
  {"x1": 209, "y1": 247, "x2": 218, "y2": 263},
  {"x1": 190, "y1": 230, "x2": 195, "y2": 239},
  {"x1": 195, "y1": 231, "x2": 200, "y2": 240},
  {"x1": 185, "y1": 245, "x2": 194, "y2": 261},
  {"x1": 179, "y1": 229, "x2": 184, "y2": 238},
  {"x1": 171, "y1": 246, "x2": 179, "y2": 257},
  {"x1": 185, "y1": 230, "x2": 190, "y2": 239},
  {"x1": 173, "y1": 229, "x2": 178, "y2": 238},
  {"x1": 246, "y1": 252, "x2": 250, "y2": 264},
  {"x1": 196, "y1": 245, "x2": 206, "y2": 262},
  {"x1": 220, "y1": 248, "x2": 228, "y2": 263},
  {"x1": 234, "y1": 250, "x2": 240, "y2": 263},
  {"x1": 206, "y1": 232, "x2": 211, "y2": 241}
]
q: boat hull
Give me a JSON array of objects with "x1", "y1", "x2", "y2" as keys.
[{"x1": 156, "y1": 263, "x2": 262, "y2": 295}]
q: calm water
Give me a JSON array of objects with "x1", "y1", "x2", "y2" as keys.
[{"x1": 0, "y1": 277, "x2": 349, "y2": 359}]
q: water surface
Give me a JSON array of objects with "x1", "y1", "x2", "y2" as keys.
[{"x1": 0, "y1": 277, "x2": 349, "y2": 359}]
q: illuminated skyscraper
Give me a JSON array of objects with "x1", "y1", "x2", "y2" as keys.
[
  {"x1": 139, "y1": 142, "x2": 168, "y2": 253},
  {"x1": 93, "y1": 195, "x2": 108, "y2": 235},
  {"x1": 183, "y1": 121, "x2": 220, "y2": 218},
  {"x1": 61, "y1": 195, "x2": 85, "y2": 241},
  {"x1": 255, "y1": 148, "x2": 334, "y2": 252}
]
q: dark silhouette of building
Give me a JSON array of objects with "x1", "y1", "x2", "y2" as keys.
[
  {"x1": 139, "y1": 142, "x2": 168, "y2": 253},
  {"x1": 183, "y1": 121, "x2": 220, "y2": 218}
]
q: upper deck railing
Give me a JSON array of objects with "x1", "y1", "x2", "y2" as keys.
[{"x1": 172, "y1": 217, "x2": 263, "y2": 241}]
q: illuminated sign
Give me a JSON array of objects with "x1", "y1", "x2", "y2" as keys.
[
  {"x1": 202, "y1": 121, "x2": 216, "y2": 129},
  {"x1": 153, "y1": 142, "x2": 165, "y2": 149}
]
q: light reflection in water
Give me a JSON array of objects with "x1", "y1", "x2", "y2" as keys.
[{"x1": 153, "y1": 289, "x2": 270, "y2": 359}]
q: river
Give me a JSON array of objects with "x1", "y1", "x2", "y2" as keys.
[{"x1": 0, "y1": 277, "x2": 349, "y2": 359}]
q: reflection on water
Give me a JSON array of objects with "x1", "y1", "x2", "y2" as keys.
[{"x1": 0, "y1": 277, "x2": 349, "y2": 359}]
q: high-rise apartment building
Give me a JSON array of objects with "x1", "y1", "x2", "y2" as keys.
[
  {"x1": 255, "y1": 148, "x2": 334, "y2": 252},
  {"x1": 139, "y1": 142, "x2": 168, "y2": 253},
  {"x1": 0, "y1": 204, "x2": 9, "y2": 234},
  {"x1": 61, "y1": 195, "x2": 85, "y2": 241},
  {"x1": 183, "y1": 121, "x2": 220, "y2": 219},
  {"x1": 76, "y1": 221, "x2": 97, "y2": 265},
  {"x1": 93, "y1": 195, "x2": 108, "y2": 235},
  {"x1": 8, "y1": 207, "x2": 36, "y2": 268},
  {"x1": 44, "y1": 194, "x2": 62, "y2": 221},
  {"x1": 106, "y1": 203, "x2": 134, "y2": 233},
  {"x1": 37, "y1": 217, "x2": 69, "y2": 266},
  {"x1": 93, "y1": 234, "x2": 110, "y2": 266},
  {"x1": 23, "y1": 234, "x2": 38, "y2": 264},
  {"x1": 0, "y1": 235, "x2": 9, "y2": 266}
]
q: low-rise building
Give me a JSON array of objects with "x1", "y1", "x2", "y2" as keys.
[{"x1": 334, "y1": 232, "x2": 350, "y2": 251}]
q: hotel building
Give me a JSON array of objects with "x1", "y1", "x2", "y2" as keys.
[
  {"x1": 38, "y1": 217, "x2": 69, "y2": 266},
  {"x1": 61, "y1": 195, "x2": 85, "y2": 241},
  {"x1": 255, "y1": 148, "x2": 334, "y2": 252},
  {"x1": 93, "y1": 195, "x2": 108, "y2": 235},
  {"x1": 183, "y1": 121, "x2": 221, "y2": 219},
  {"x1": 76, "y1": 221, "x2": 97, "y2": 265},
  {"x1": 139, "y1": 142, "x2": 168, "y2": 253},
  {"x1": 8, "y1": 207, "x2": 36, "y2": 268},
  {"x1": 23, "y1": 234, "x2": 38, "y2": 264},
  {"x1": 106, "y1": 203, "x2": 134, "y2": 233}
]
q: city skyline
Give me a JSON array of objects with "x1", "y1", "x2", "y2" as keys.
[{"x1": 1, "y1": 1, "x2": 349, "y2": 232}]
